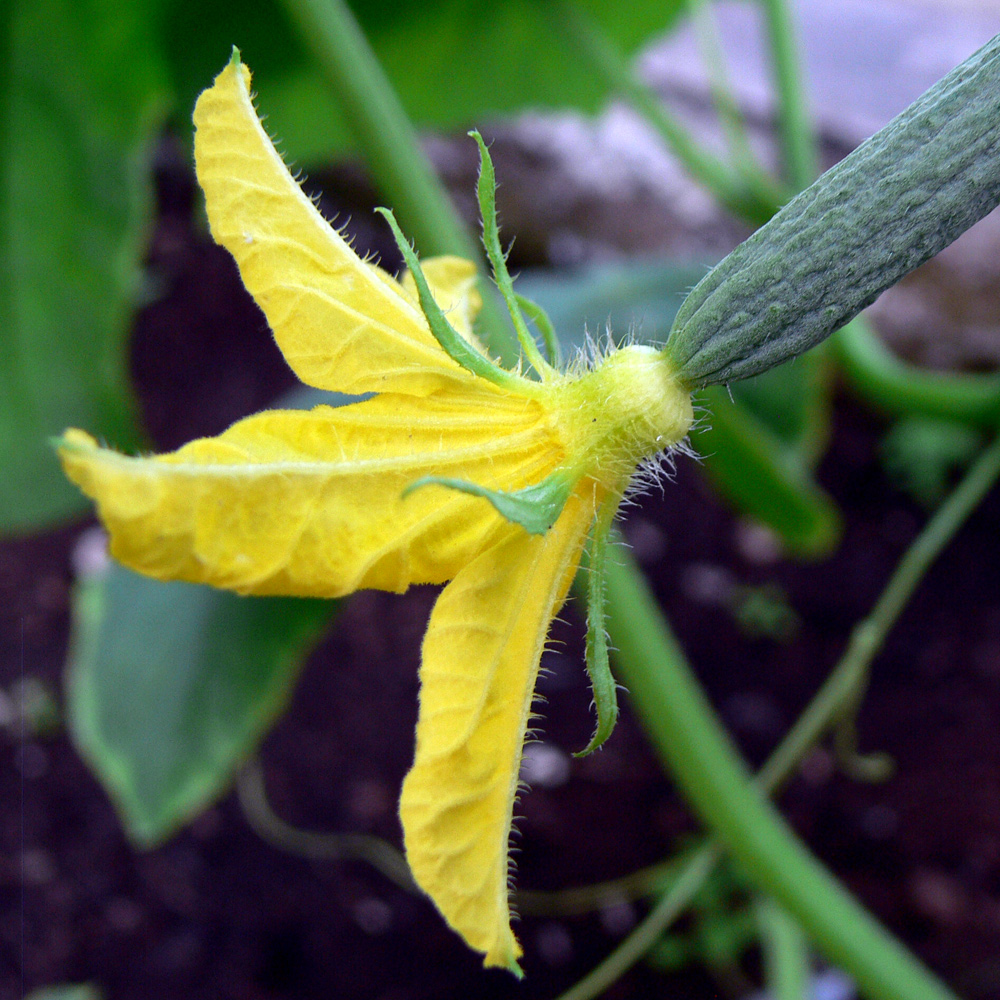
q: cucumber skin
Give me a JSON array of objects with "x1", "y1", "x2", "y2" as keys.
[{"x1": 665, "y1": 33, "x2": 1000, "y2": 387}]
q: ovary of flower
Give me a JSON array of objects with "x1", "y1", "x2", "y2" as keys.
[{"x1": 57, "y1": 53, "x2": 693, "y2": 974}]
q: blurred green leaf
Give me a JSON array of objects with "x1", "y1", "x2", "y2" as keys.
[
  {"x1": 646, "y1": 857, "x2": 757, "y2": 973},
  {"x1": 67, "y1": 565, "x2": 334, "y2": 846},
  {"x1": 515, "y1": 261, "x2": 840, "y2": 556},
  {"x1": 160, "y1": 0, "x2": 686, "y2": 164},
  {"x1": 695, "y1": 386, "x2": 841, "y2": 557},
  {"x1": 880, "y1": 416, "x2": 983, "y2": 509},
  {"x1": 63, "y1": 380, "x2": 341, "y2": 846},
  {"x1": 514, "y1": 259, "x2": 707, "y2": 352},
  {"x1": 25, "y1": 986, "x2": 102, "y2": 1000},
  {"x1": 728, "y1": 351, "x2": 833, "y2": 468},
  {"x1": 1, "y1": 0, "x2": 169, "y2": 534},
  {"x1": 350, "y1": 0, "x2": 686, "y2": 126}
]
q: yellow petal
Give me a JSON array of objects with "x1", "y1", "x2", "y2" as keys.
[
  {"x1": 399, "y1": 489, "x2": 596, "y2": 972},
  {"x1": 193, "y1": 56, "x2": 475, "y2": 397},
  {"x1": 58, "y1": 389, "x2": 563, "y2": 597},
  {"x1": 400, "y1": 256, "x2": 485, "y2": 351}
]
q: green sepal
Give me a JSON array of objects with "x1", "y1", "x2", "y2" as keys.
[
  {"x1": 469, "y1": 131, "x2": 556, "y2": 379},
  {"x1": 575, "y1": 502, "x2": 619, "y2": 756},
  {"x1": 402, "y1": 469, "x2": 576, "y2": 536},
  {"x1": 375, "y1": 207, "x2": 520, "y2": 389},
  {"x1": 514, "y1": 292, "x2": 563, "y2": 368}
]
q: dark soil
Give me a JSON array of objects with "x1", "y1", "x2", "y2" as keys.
[{"x1": 3, "y1": 139, "x2": 1000, "y2": 1000}]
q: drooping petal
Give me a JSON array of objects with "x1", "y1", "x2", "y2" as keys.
[
  {"x1": 193, "y1": 54, "x2": 477, "y2": 397},
  {"x1": 399, "y1": 489, "x2": 597, "y2": 972},
  {"x1": 58, "y1": 389, "x2": 564, "y2": 597}
]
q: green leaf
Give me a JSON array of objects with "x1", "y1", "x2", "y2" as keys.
[
  {"x1": 359, "y1": 0, "x2": 686, "y2": 125},
  {"x1": 62, "y1": 377, "x2": 341, "y2": 847},
  {"x1": 880, "y1": 416, "x2": 983, "y2": 509},
  {"x1": 694, "y1": 386, "x2": 841, "y2": 558},
  {"x1": 513, "y1": 259, "x2": 708, "y2": 355},
  {"x1": 67, "y1": 566, "x2": 334, "y2": 846},
  {"x1": 1, "y1": 0, "x2": 169, "y2": 534}
]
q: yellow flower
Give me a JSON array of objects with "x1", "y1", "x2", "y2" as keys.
[{"x1": 58, "y1": 53, "x2": 693, "y2": 973}]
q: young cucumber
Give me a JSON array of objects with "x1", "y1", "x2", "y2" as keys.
[{"x1": 666, "y1": 33, "x2": 1000, "y2": 387}]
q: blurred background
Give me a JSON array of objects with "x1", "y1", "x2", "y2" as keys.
[{"x1": 3, "y1": 1, "x2": 1000, "y2": 998}]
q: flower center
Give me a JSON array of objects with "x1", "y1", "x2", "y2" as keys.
[{"x1": 554, "y1": 345, "x2": 694, "y2": 489}]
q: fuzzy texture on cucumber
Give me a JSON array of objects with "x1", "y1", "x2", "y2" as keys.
[{"x1": 665, "y1": 33, "x2": 1000, "y2": 387}]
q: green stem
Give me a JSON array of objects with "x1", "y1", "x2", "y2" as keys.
[
  {"x1": 276, "y1": 0, "x2": 517, "y2": 361},
  {"x1": 277, "y1": 0, "x2": 472, "y2": 257},
  {"x1": 603, "y1": 545, "x2": 960, "y2": 1000},
  {"x1": 856, "y1": 433, "x2": 1000, "y2": 653},
  {"x1": 550, "y1": 0, "x2": 782, "y2": 225},
  {"x1": 742, "y1": 420, "x2": 1000, "y2": 797},
  {"x1": 687, "y1": 0, "x2": 755, "y2": 163},
  {"x1": 542, "y1": 432, "x2": 1000, "y2": 996},
  {"x1": 829, "y1": 431, "x2": 1000, "y2": 773},
  {"x1": 760, "y1": 0, "x2": 818, "y2": 189},
  {"x1": 758, "y1": 897, "x2": 811, "y2": 1000},
  {"x1": 835, "y1": 318, "x2": 1000, "y2": 427}
]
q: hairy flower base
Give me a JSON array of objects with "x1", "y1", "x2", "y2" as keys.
[{"x1": 57, "y1": 52, "x2": 693, "y2": 973}]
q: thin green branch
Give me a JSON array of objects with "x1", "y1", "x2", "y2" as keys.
[
  {"x1": 853, "y1": 434, "x2": 1000, "y2": 652},
  {"x1": 831, "y1": 429, "x2": 1000, "y2": 775},
  {"x1": 549, "y1": 0, "x2": 785, "y2": 225},
  {"x1": 236, "y1": 759, "x2": 416, "y2": 892},
  {"x1": 753, "y1": 437, "x2": 1000, "y2": 800},
  {"x1": 276, "y1": 0, "x2": 517, "y2": 362},
  {"x1": 603, "y1": 544, "x2": 960, "y2": 1000},
  {"x1": 686, "y1": 0, "x2": 779, "y2": 196},
  {"x1": 552, "y1": 844, "x2": 720, "y2": 1000},
  {"x1": 759, "y1": 0, "x2": 818, "y2": 189}
]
